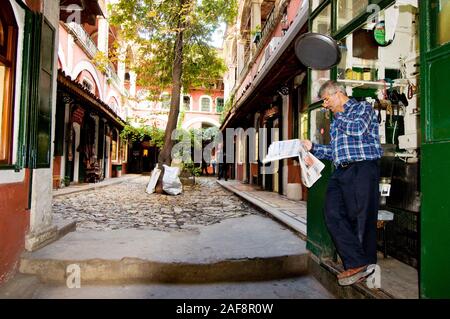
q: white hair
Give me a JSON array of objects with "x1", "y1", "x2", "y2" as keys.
[{"x1": 318, "y1": 80, "x2": 347, "y2": 98}]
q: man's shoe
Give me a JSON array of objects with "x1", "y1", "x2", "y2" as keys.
[
  {"x1": 337, "y1": 265, "x2": 367, "y2": 279},
  {"x1": 337, "y1": 265, "x2": 375, "y2": 286}
]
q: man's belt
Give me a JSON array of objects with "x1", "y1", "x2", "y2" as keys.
[
  {"x1": 336, "y1": 159, "x2": 377, "y2": 169},
  {"x1": 337, "y1": 162, "x2": 353, "y2": 169}
]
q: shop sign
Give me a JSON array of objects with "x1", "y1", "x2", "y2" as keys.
[{"x1": 373, "y1": 21, "x2": 393, "y2": 47}]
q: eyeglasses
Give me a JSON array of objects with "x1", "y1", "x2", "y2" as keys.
[{"x1": 320, "y1": 91, "x2": 337, "y2": 106}]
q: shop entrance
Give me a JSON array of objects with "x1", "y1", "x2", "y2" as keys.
[{"x1": 306, "y1": 0, "x2": 424, "y2": 298}]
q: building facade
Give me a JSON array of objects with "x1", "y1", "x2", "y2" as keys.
[
  {"x1": 0, "y1": 0, "x2": 131, "y2": 284},
  {"x1": 222, "y1": 0, "x2": 450, "y2": 298},
  {"x1": 1, "y1": 0, "x2": 61, "y2": 283},
  {"x1": 55, "y1": 0, "x2": 130, "y2": 187},
  {"x1": 222, "y1": 0, "x2": 308, "y2": 196}
]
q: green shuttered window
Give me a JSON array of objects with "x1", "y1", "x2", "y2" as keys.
[{"x1": 35, "y1": 19, "x2": 55, "y2": 168}]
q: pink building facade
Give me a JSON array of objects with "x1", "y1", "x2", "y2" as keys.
[{"x1": 54, "y1": 0, "x2": 130, "y2": 187}]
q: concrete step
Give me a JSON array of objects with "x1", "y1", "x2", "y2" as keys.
[
  {"x1": 20, "y1": 254, "x2": 309, "y2": 284},
  {"x1": 1, "y1": 275, "x2": 335, "y2": 299},
  {"x1": 19, "y1": 215, "x2": 310, "y2": 285}
]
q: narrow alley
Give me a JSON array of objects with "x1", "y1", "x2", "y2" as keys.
[
  {"x1": 2, "y1": 0, "x2": 449, "y2": 302},
  {"x1": 0, "y1": 177, "x2": 333, "y2": 299},
  {"x1": 52, "y1": 177, "x2": 256, "y2": 231}
]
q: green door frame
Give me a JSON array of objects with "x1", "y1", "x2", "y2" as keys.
[{"x1": 419, "y1": 0, "x2": 450, "y2": 299}]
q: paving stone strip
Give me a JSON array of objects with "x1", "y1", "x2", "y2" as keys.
[{"x1": 52, "y1": 177, "x2": 258, "y2": 232}]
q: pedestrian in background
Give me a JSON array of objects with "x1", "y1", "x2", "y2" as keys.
[{"x1": 211, "y1": 155, "x2": 217, "y2": 176}]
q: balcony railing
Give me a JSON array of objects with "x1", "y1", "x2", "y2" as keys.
[
  {"x1": 66, "y1": 22, "x2": 99, "y2": 58},
  {"x1": 259, "y1": 7, "x2": 276, "y2": 48},
  {"x1": 107, "y1": 63, "x2": 124, "y2": 94},
  {"x1": 65, "y1": 22, "x2": 127, "y2": 96}
]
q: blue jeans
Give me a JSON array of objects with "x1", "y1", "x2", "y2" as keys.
[{"x1": 324, "y1": 160, "x2": 380, "y2": 269}]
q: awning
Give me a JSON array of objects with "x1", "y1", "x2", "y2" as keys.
[
  {"x1": 221, "y1": 1, "x2": 309, "y2": 130},
  {"x1": 60, "y1": 0, "x2": 105, "y2": 26},
  {"x1": 57, "y1": 70, "x2": 124, "y2": 129}
]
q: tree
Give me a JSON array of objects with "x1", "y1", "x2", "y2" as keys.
[{"x1": 110, "y1": 0, "x2": 236, "y2": 192}]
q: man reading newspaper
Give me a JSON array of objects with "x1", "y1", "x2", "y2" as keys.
[{"x1": 302, "y1": 80, "x2": 382, "y2": 286}]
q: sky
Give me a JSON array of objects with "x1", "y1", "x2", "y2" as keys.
[{"x1": 210, "y1": 23, "x2": 226, "y2": 48}]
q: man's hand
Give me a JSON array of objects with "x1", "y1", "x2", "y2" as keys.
[
  {"x1": 301, "y1": 140, "x2": 313, "y2": 151},
  {"x1": 300, "y1": 140, "x2": 314, "y2": 167},
  {"x1": 304, "y1": 155, "x2": 314, "y2": 167}
]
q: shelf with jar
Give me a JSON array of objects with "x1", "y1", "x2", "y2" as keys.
[{"x1": 316, "y1": 77, "x2": 409, "y2": 90}]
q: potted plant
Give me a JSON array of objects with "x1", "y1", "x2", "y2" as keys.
[
  {"x1": 116, "y1": 165, "x2": 123, "y2": 177},
  {"x1": 63, "y1": 176, "x2": 71, "y2": 187},
  {"x1": 181, "y1": 162, "x2": 201, "y2": 185},
  {"x1": 251, "y1": 25, "x2": 261, "y2": 44}
]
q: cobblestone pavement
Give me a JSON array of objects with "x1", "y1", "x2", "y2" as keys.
[{"x1": 53, "y1": 176, "x2": 259, "y2": 231}]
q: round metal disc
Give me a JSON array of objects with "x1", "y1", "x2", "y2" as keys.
[{"x1": 295, "y1": 33, "x2": 342, "y2": 70}]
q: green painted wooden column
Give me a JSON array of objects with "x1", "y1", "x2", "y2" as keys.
[
  {"x1": 420, "y1": 0, "x2": 450, "y2": 299},
  {"x1": 306, "y1": 161, "x2": 335, "y2": 259}
]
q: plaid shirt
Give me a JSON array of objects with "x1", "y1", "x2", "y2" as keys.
[{"x1": 312, "y1": 98, "x2": 382, "y2": 166}]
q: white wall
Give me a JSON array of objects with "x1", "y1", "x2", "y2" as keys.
[{"x1": 27, "y1": 0, "x2": 60, "y2": 243}]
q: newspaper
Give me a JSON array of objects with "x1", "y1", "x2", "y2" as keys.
[
  {"x1": 262, "y1": 139, "x2": 325, "y2": 188},
  {"x1": 298, "y1": 144, "x2": 325, "y2": 188}
]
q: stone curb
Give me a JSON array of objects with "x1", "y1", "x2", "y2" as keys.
[
  {"x1": 53, "y1": 175, "x2": 143, "y2": 198},
  {"x1": 19, "y1": 254, "x2": 309, "y2": 285}
]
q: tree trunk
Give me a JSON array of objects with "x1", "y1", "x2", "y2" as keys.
[{"x1": 156, "y1": 0, "x2": 187, "y2": 193}]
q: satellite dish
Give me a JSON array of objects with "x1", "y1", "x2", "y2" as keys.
[{"x1": 295, "y1": 33, "x2": 342, "y2": 70}]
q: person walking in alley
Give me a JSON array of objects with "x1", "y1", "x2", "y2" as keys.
[
  {"x1": 217, "y1": 150, "x2": 228, "y2": 181},
  {"x1": 211, "y1": 155, "x2": 217, "y2": 177},
  {"x1": 302, "y1": 80, "x2": 382, "y2": 286}
]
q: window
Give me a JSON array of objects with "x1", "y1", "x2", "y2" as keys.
[
  {"x1": 216, "y1": 97, "x2": 224, "y2": 113},
  {"x1": 111, "y1": 129, "x2": 118, "y2": 162},
  {"x1": 432, "y1": 0, "x2": 450, "y2": 47},
  {"x1": 161, "y1": 93, "x2": 170, "y2": 109},
  {"x1": 35, "y1": 19, "x2": 55, "y2": 168},
  {"x1": 183, "y1": 95, "x2": 191, "y2": 111},
  {"x1": 310, "y1": 69, "x2": 330, "y2": 103},
  {"x1": 201, "y1": 96, "x2": 211, "y2": 112},
  {"x1": 310, "y1": 107, "x2": 331, "y2": 145},
  {"x1": 311, "y1": 0, "x2": 327, "y2": 13},
  {"x1": 312, "y1": 3, "x2": 331, "y2": 35},
  {"x1": 82, "y1": 78, "x2": 94, "y2": 93},
  {"x1": 0, "y1": 3, "x2": 18, "y2": 165},
  {"x1": 121, "y1": 139, "x2": 128, "y2": 162},
  {"x1": 337, "y1": 0, "x2": 369, "y2": 30}
]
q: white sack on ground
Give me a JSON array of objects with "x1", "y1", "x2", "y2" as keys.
[
  {"x1": 146, "y1": 165, "x2": 161, "y2": 194},
  {"x1": 162, "y1": 165, "x2": 183, "y2": 195}
]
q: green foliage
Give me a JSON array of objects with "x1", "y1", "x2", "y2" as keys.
[
  {"x1": 183, "y1": 162, "x2": 201, "y2": 177},
  {"x1": 251, "y1": 24, "x2": 261, "y2": 36},
  {"x1": 63, "y1": 176, "x2": 71, "y2": 187},
  {"x1": 220, "y1": 93, "x2": 235, "y2": 123},
  {"x1": 109, "y1": 0, "x2": 237, "y2": 97},
  {"x1": 177, "y1": 109, "x2": 186, "y2": 129},
  {"x1": 203, "y1": 126, "x2": 220, "y2": 141},
  {"x1": 120, "y1": 123, "x2": 165, "y2": 148},
  {"x1": 92, "y1": 51, "x2": 110, "y2": 74}
]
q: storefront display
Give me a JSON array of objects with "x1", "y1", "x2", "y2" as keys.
[
  {"x1": 307, "y1": 0, "x2": 421, "y2": 270},
  {"x1": 437, "y1": 0, "x2": 450, "y2": 46}
]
